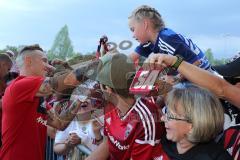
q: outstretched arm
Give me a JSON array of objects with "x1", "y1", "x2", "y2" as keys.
[
  {"x1": 144, "y1": 53, "x2": 240, "y2": 108},
  {"x1": 36, "y1": 71, "x2": 74, "y2": 97},
  {"x1": 46, "y1": 99, "x2": 81, "y2": 130}
]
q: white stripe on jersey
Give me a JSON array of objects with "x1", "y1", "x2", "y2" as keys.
[
  {"x1": 158, "y1": 38, "x2": 175, "y2": 54},
  {"x1": 143, "y1": 42, "x2": 152, "y2": 47},
  {"x1": 159, "y1": 38, "x2": 175, "y2": 52},
  {"x1": 135, "y1": 139, "x2": 161, "y2": 145},
  {"x1": 134, "y1": 99, "x2": 157, "y2": 146},
  {"x1": 134, "y1": 106, "x2": 149, "y2": 141},
  {"x1": 158, "y1": 41, "x2": 174, "y2": 55},
  {"x1": 135, "y1": 103, "x2": 152, "y2": 141},
  {"x1": 139, "y1": 100, "x2": 156, "y2": 142}
]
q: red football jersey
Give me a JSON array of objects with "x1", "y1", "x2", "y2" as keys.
[
  {"x1": 104, "y1": 98, "x2": 166, "y2": 160},
  {"x1": 0, "y1": 76, "x2": 47, "y2": 160}
]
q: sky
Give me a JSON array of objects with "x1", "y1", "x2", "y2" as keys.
[{"x1": 0, "y1": 0, "x2": 239, "y2": 59}]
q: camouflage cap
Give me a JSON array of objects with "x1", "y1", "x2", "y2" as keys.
[{"x1": 97, "y1": 53, "x2": 135, "y2": 89}]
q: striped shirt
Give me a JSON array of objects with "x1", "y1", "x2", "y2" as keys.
[
  {"x1": 104, "y1": 98, "x2": 165, "y2": 160},
  {"x1": 135, "y1": 28, "x2": 211, "y2": 70}
]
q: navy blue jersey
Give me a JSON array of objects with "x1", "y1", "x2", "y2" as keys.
[{"x1": 135, "y1": 28, "x2": 211, "y2": 70}]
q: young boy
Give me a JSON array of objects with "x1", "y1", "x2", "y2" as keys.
[{"x1": 86, "y1": 52, "x2": 165, "y2": 160}]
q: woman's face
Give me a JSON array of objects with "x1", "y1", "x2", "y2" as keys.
[
  {"x1": 161, "y1": 103, "x2": 192, "y2": 142},
  {"x1": 128, "y1": 18, "x2": 149, "y2": 44}
]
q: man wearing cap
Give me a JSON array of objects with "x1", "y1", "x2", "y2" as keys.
[
  {"x1": 214, "y1": 53, "x2": 240, "y2": 84},
  {"x1": 84, "y1": 52, "x2": 165, "y2": 160},
  {"x1": 0, "y1": 44, "x2": 82, "y2": 160}
]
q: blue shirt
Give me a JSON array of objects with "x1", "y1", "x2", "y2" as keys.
[{"x1": 135, "y1": 28, "x2": 211, "y2": 70}]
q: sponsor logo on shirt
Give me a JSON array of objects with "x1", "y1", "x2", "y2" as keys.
[{"x1": 108, "y1": 133, "x2": 130, "y2": 150}]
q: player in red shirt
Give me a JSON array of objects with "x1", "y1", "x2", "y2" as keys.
[
  {"x1": 0, "y1": 45, "x2": 82, "y2": 160},
  {"x1": 86, "y1": 53, "x2": 166, "y2": 160}
]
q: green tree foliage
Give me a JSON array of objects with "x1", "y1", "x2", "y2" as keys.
[
  {"x1": 205, "y1": 48, "x2": 227, "y2": 65},
  {"x1": 205, "y1": 48, "x2": 214, "y2": 63},
  {"x1": 47, "y1": 25, "x2": 75, "y2": 60},
  {"x1": 0, "y1": 45, "x2": 23, "y2": 57},
  {"x1": 67, "y1": 51, "x2": 95, "y2": 65}
]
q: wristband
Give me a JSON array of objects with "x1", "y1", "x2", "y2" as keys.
[
  {"x1": 93, "y1": 136, "x2": 103, "y2": 145},
  {"x1": 171, "y1": 55, "x2": 183, "y2": 70}
]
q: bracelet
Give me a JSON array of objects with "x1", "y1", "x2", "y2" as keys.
[
  {"x1": 93, "y1": 136, "x2": 103, "y2": 144},
  {"x1": 171, "y1": 55, "x2": 183, "y2": 70}
]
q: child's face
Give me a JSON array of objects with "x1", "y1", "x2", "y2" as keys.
[{"x1": 128, "y1": 18, "x2": 148, "y2": 44}]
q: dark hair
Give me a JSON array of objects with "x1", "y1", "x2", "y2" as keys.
[
  {"x1": 19, "y1": 44, "x2": 43, "y2": 55},
  {"x1": 112, "y1": 74, "x2": 135, "y2": 99},
  {"x1": 0, "y1": 53, "x2": 12, "y2": 64}
]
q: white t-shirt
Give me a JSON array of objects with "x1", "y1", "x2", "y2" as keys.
[{"x1": 55, "y1": 116, "x2": 104, "y2": 151}]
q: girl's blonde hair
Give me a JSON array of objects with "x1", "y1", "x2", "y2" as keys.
[{"x1": 129, "y1": 5, "x2": 165, "y2": 31}]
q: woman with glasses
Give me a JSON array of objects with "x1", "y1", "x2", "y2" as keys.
[{"x1": 158, "y1": 85, "x2": 232, "y2": 160}]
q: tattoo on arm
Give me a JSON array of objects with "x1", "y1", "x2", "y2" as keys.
[
  {"x1": 36, "y1": 71, "x2": 71, "y2": 97},
  {"x1": 47, "y1": 100, "x2": 81, "y2": 130},
  {"x1": 36, "y1": 78, "x2": 54, "y2": 96},
  {"x1": 58, "y1": 100, "x2": 80, "y2": 121}
]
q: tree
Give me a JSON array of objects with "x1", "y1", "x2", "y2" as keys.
[
  {"x1": 47, "y1": 25, "x2": 75, "y2": 60},
  {"x1": 205, "y1": 48, "x2": 214, "y2": 64},
  {"x1": 205, "y1": 48, "x2": 227, "y2": 65},
  {"x1": 0, "y1": 45, "x2": 23, "y2": 57}
]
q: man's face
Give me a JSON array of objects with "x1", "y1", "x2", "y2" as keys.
[
  {"x1": 29, "y1": 50, "x2": 49, "y2": 77},
  {"x1": 0, "y1": 61, "x2": 12, "y2": 79}
]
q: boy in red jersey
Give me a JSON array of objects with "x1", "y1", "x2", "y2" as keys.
[{"x1": 86, "y1": 52, "x2": 165, "y2": 160}]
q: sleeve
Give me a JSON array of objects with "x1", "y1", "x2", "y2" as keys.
[
  {"x1": 161, "y1": 34, "x2": 200, "y2": 64},
  {"x1": 12, "y1": 76, "x2": 44, "y2": 103},
  {"x1": 134, "y1": 43, "x2": 154, "y2": 58}
]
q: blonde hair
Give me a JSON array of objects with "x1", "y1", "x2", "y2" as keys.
[
  {"x1": 129, "y1": 5, "x2": 165, "y2": 31},
  {"x1": 166, "y1": 85, "x2": 224, "y2": 143}
]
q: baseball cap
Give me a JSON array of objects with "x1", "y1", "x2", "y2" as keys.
[
  {"x1": 64, "y1": 51, "x2": 136, "y2": 89},
  {"x1": 96, "y1": 53, "x2": 136, "y2": 89},
  {"x1": 213, "y1": 54, "x2": 240, "y2": 78}
]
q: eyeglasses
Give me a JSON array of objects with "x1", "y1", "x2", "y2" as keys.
[{"x1": 162, "y1": 108, "x2": 191, "y2": 123}]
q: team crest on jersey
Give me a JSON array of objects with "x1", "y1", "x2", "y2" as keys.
[
  {"x1": 106, "y1": 117, "x2": 111, "y2": 125},
  {"x1": 124, "y1": 123, "x2": 133, "y2": 139}
]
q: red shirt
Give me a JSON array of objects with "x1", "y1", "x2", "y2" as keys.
[
  {"x1": 0, "y1": 81, "x2": 7, "y2": 146},
  {"x1": 104, "y1": 98, "x2": 166, "y2": 160},
  {"x1": 0, "y1": 76, "x2": 47, "y2": 160}
]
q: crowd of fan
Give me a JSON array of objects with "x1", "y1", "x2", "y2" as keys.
[{"x1": 0, "y1": 4, "x2": 239, "y2": 160}]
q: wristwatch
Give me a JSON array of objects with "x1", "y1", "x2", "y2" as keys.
[{"x1": 171, "y1": 55, "x2": 184, "y2": 70}]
